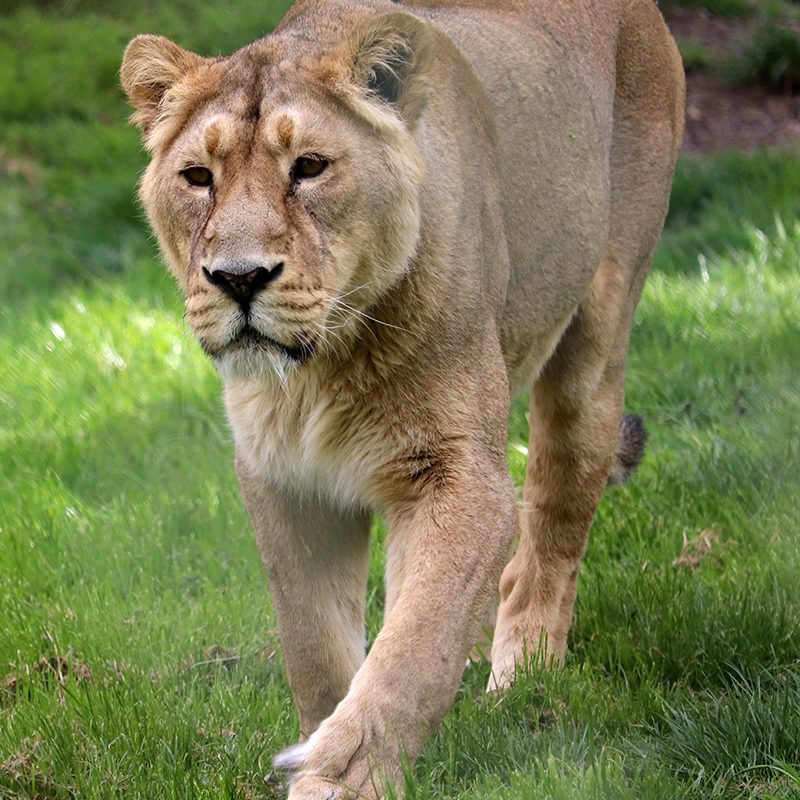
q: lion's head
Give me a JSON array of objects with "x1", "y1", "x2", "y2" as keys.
[{"x1": 121, "y1": 7, "x2": 436, "y2": 381}]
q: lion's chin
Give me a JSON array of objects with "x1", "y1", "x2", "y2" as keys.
[
  {"x1": 211, "y1": 330, "x2": 314, "y2": 385},
  {"x1": 214, "y1": 343, "x2": 297, "y2": 385}
]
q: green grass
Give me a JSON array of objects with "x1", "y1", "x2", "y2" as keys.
[
  {"x1": 730, "y1": 6, "x2": 800, "y2": 93},
  {"x1": 1, "y1": 2, "x2": 799, "y2": 799},
  {"x1": 676, "y1": 38, "x2": 716, "y2": 73}
]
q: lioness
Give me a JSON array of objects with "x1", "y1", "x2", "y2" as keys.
[{"x1": 121, "y1": 1, "x2": 684, "y2": 797}]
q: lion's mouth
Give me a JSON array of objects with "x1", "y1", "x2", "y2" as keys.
[{"x1": 226, "y1": 326, "x2": 316, "y2": 364}]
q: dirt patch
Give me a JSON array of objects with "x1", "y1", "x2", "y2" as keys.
[
  {"x1": 0, "y1": 738, "x2": 40, "y2": 783},
  {"x1": 1, "y1": 646, "x2": 93, "y2": 706},
  {"x1": 0, "y1": 147, "x2": 41, "y2": 185},
  {"x1": 684, "y1": 71, "x2": 800, "y2": 152},
  {"x1": 192, "y1": 644, "x2": 241, "y2": 671},
  {"x1": 662, "y1": 5, "x2": 800, "y2": 153},
  {"x1": 0, "y1": 738, "x2": 67, "y2": 800},
  {"x1": 664, "y1": 5, "x2": 750, "y2": 55},
  {"x1": 673, "y1": 527, "x2": 722, "y2": 570}
]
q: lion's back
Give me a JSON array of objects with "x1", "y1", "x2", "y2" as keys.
[{"x1": 407, "y1": 0, "x2": 683, "y2": 387}]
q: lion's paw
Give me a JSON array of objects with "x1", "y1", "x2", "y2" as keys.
[
  {"x1": 286, "y1": 775, "x2": 349, "y2": 800},
  {"x1": 273, "y1": 709, "x2": 379, "y2": 799}
]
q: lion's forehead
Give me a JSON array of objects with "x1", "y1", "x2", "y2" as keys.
[
  {"x1": 191, "y1": 106, "x2": 298, "y2": 160},
  {"x1": 164, "y1": 31, "x2": 371, "y2": 166},
  {"x1": 178, "y1": 81, "x2": 351, "y2": 166}
]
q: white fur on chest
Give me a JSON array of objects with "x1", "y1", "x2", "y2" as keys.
[{"x1": 224, "y1": 379, "x2": 370, "y2": 508}]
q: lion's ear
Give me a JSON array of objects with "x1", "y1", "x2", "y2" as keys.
[
  {"x1": 121, "y1": 34, "x2": 205, "y2": 133},
  {"x1": 345, "y1": 11, "x2": 437, "y2": 128}
]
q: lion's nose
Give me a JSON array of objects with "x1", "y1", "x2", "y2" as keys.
[{"x1": 203, "y1": 261, "x2": 283, "y2": 306}]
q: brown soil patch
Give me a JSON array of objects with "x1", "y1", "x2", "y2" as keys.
[
  {"x1": 0, "y1": 738, "x2": 65, "y2": 800},
  {"x1": 683, "y1": 72, "x2": 800, "y2": 152},
  {"x1": 0, "y1": 147, "x2": 41, "y2": 184},
  {"x1": 673, "y1": 527, "x2": 721, "y2": 570},
  {"x1": 664, "y1": 5, "x2": 749, "y2": 55},
  {"x1": 662, "y1": 5, "x2": 800, "y2": 153},
  {"x1": 1, "y1": 648, "x2": 93, "y2": 706}
]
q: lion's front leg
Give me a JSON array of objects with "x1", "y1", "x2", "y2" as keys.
[
  {"x1": 237, "y1": 458, "x2": 372, "y2": 738},
  {"x1": 274, "y1": 462, "x2": 516, "y2": 799}
]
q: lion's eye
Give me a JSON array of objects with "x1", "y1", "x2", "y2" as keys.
[
  {"x1": 181, "y1": 166, "x2": 213, "y2": 188},
  {"x1": 293, "y1": 156, "x2": 329, "y2": 181}
]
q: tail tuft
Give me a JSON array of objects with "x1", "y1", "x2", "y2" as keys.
[{"x1": 607, "y1": 414, "x2": 648, "y2": 485}]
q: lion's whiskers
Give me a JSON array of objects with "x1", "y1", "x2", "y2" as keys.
[
  {"x1": 329, "y1": 297, "x2": 409, "y2": 334},
  {"x1": 326, "y1": 303, "x2": 380, "y2": 346}
]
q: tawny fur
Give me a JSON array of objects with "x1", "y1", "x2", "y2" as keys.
[{"x1": 121, "y1": 2, "x2": 684, "y2": 797}]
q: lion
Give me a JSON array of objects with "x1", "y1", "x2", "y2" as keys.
[{"x1": 121, "y1": 1, "x2": 684, "y2": 797}]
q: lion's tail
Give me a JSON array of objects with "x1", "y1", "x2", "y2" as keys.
[{"x1": 607, "y1": 414, "x2": 648, "y2": 485}]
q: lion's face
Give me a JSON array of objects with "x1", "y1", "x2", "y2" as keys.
[{"x1": 122, "y1": 16, "x2": 434, "y2": 381}]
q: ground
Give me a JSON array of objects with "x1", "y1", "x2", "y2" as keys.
[{"x1": 663, "y1": 3, "x2": 800, "y2": 152}]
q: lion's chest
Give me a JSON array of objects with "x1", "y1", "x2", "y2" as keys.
[{"x1": 223, "y1": 380, "x2": 376, "y2": 508}]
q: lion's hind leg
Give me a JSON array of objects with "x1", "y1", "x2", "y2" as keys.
[
  {"x1": 489, "y1": 270, "x2": 632, "y2": 689},
  {"x1": 488, "y1": 1, "x2": 684, "y2": 690}
]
